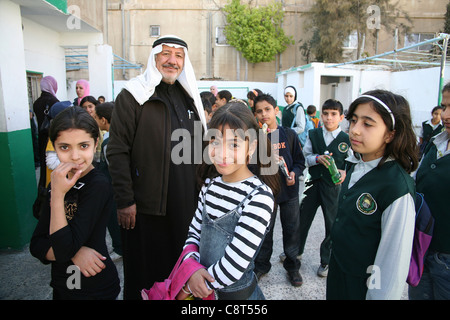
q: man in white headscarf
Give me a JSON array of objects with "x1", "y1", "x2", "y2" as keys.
[{"x1": 107, "y1": 35, "x2": 206, "y2": 299}]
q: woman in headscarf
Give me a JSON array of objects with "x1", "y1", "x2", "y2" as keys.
[
  {"x1": 33, "y1": 76, "x2": 60, "y2": 189},
  {"x1": 33, "y1": 76, "x2": 59, "y2": 129},
  {"x1": 281, "y1": 85, "x2": 306, "y2": 137},
  {"x1": 210, "y1": 85, "x2": 218, "y2": 97},
  {"x1": 73, "y1": 79, "x2": 90, "y2": 106}
]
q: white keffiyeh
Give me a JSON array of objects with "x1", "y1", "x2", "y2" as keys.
[{"x1": 124, "y1": 35, "x2": 207, "y2": 131}]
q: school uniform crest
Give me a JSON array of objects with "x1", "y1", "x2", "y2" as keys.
[
  {"x1": 356, "y1": 193, "x2": 377, "y2": 215},
  {"x1": 338, "y1": 142, "x2": 349, "y2": 153}
]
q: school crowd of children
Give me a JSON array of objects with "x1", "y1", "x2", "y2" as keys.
[{"x1": 29, "y1": 75, "x2": 450, "y2": 300}]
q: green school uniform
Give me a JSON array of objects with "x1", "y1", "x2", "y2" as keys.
[
  {"x1": 281, "y1": 102, "x2": 303, "y2": 128},
  {"x1": 416, "y1": 140, "x2": 450, "y2": 254},
  {"x1": 328, "y1": 159, "x2": 415, "y2": 299},
  {"x1": 421, "y1": 120, "x2": 443, "y2": 143},
  {"x1": 308, "y1": 127, "x2": 350, "y2": 186}
]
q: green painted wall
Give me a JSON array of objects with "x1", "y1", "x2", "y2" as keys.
[
  {"x1": 0, "y1": 129, "x2": 37, "y2": 249},
  {"x1": 44, "y1": 0, "x2": 67, "y2": 14}
]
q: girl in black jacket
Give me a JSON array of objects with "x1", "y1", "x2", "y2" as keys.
[{"x1": 30, "y1": 106, "x2": 120, "y2": 300}]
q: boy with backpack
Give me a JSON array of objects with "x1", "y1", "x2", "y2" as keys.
[
  {"x1": 281, "y1": 85, "x2": 314, "y2": 147},
  {"x1": 253, "y1": 93, "x2": 306, "y2": 287},
  {"x1": 307, "y1": 105, "x2": 321, "y2": 128}
]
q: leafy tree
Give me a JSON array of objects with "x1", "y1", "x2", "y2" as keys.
[
  {"x1": 444, "y1": 1, "x2": 450, "y2": 34},
  {"x1": 223, "y1": 0, "x2": 294, "y2": 64},
  {"x1": 303, "y1": 0, "x2": 411, "y2": 63},
  {"x1": 303, "y1": 0, "x2": 354, "y2": 62}
]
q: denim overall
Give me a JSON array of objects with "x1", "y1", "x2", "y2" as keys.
[{"x1": 199, "y1": 180, "x2": 266, "y2": 300}]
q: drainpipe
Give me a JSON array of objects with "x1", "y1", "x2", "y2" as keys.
[
  {"x1": 438, "y1": 34, "x2": 449, "y2": 105},
  {"x1": 121, "y1": 0, "x2": 126, "y2": 79}
]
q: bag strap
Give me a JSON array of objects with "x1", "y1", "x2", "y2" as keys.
[
  {"x1": 290, "y1": 103, "x2": 300, "y2": 128},
  {"x1": 291, "y1": 103, "x2": 307, "y2": 129},
  {"x1": 237, "y1": 184, "x2": 263, "y2": 212}
]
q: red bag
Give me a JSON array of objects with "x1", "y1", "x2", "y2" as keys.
[{"x1": 141, "y1": 244, "x2": 215, "y2": 300}]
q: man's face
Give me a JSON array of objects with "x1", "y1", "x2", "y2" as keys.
[{"x1": 155, "y1": 45, "x2": 185, "y2": 84}]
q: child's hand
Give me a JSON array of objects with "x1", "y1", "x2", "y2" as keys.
[
  {"x1": 286, "y1": 171, "x2": 296, "y2": 186},
  {"x1": 317, "y1": 153, "x2": 332, "y2": 168},
  {"x1": 186, "y1": 269, "x2": 215, "y2": 298},
  {"x1": 51, "y1": 162, "x2": 83, "y2": 196},
  {"x1": 71, "y1": 246, "x2": 106, "y2": 277},
  {"x1": 335, "y1": 169, "x2": 346, "y2": 185}
]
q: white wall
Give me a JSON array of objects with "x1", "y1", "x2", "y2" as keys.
[
  {"x1": 277, "y1": 63, "x2": 450, "y2": 128},
  {"x1": 391, "y1": 66, "x2": 450, "y2": 126},
  {"x1": 22, "y1": 17, "x2": 68, "y2": 101},
  {"x1": 88, "y1": 44, "x2": 113, "y2": 101},
  {"x1": 109, "y1": 80, "x2": 279, "y2": 104},
  {"x1": 22, "y1": 14, "x2": 108, "y2": 105},
  {"x1": 0, "y1": 0, "x2": 29, "y2": 132}
]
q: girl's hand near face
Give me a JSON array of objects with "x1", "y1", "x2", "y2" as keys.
[
  {"x1": 51, "y1": 162, "x2": 83, "y2": 197},
  {"x1": 49, "y1": 162, "x2": 83, "y2": 235}
]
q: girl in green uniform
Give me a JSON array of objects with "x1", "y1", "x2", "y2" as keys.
[
  {"x1": 409, "y1": 88, "x2": 450, "y2": 300},
  {"x1": 327, "y1": 90, "x2": 419, "y2": 300},
  {"x1": 418, "y1": 106, "x2": 443, "y2": 159}
]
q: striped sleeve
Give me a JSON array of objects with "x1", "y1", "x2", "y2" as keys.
[{"x1": 206, "y1": 179, "x2": 274, "y2": 289}]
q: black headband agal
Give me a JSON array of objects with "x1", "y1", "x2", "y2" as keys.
[{"x1": 152, "y1": 37, "x2": 188, "y2": 50}]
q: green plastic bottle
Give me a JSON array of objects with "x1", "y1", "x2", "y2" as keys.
[{"x1": 324, "y1": 151, "x2": 341, "y2": 184}]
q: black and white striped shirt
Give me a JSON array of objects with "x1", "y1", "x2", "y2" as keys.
[{"x1": 185, "y1": 176, "x2": 274, "y2": 289}]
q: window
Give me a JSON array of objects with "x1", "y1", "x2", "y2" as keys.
[
  {"x1": 216, "y1": 26, "x2": 229, "y2": 46},
  {"x1": 26, "y1": 71, "x2": 42, "y2": 110},
  {"x1": 150, "y1": 25, "x2": 160, "y2": 37},
  {"x1": 343, "y1": 31, "x2": 358, "y2": 49},
  {"x1": 404, "y1": 33, "x2": 435, "y2": 51}
]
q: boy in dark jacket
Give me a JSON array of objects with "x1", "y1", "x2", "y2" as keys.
[{"x1": 253, "y1": 94, "x2": 306, "y2": 287}]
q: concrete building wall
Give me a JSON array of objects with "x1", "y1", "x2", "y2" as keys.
[
  {"x1": 68, "y1": 0, "x2": 106, "y2": 33},
  {"x1": 105, "y1": 0, "x2": 448, "y2": 83}
]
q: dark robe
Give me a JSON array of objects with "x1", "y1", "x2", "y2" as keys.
[
  {"x1": 121, "y1": 81, "x2": 201, "y2": 300},
  {"x1": 33, "y1": 91, "x2": 59, "y2": 189}
]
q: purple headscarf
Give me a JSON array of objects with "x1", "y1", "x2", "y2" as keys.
[{"x1": 40, "y1": 76, "x2": 58, "y2": 97}]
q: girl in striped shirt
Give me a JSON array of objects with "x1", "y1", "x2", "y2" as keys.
[{"x1": 179, "y1": 101, "x2": 280, "y2": 300}]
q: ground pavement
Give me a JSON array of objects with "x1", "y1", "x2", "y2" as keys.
[{"x1": 0, "y1": 179, "x2": 408, "y2": 300}]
